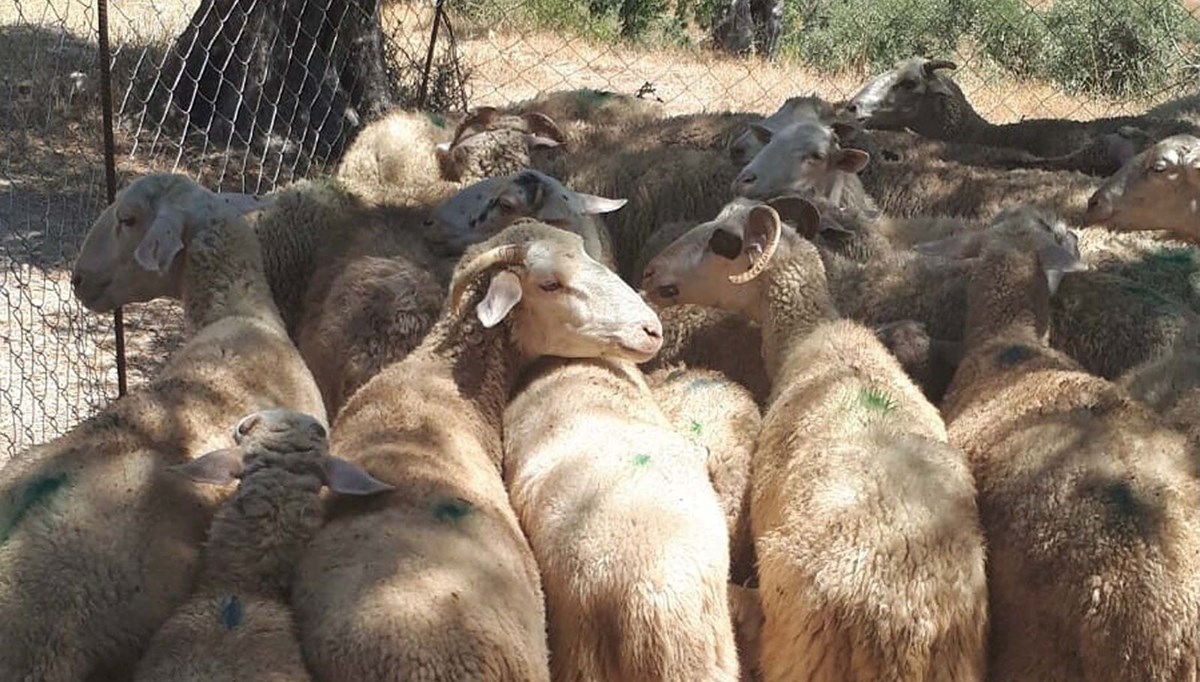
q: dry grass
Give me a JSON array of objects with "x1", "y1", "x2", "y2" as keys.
[{"x1": 0, "y1": 0, "x2": 1192, "y2": 461}]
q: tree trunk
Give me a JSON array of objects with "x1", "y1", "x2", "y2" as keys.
[{"x1": 140, "y1": 0, "x2": 393, "y2": 163}]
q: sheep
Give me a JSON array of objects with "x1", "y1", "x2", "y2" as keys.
[
  {"x1": 641, "y1": 198, "x2": 988, "y2": 681},
  {"x1": 334, "y1": 106, "x2": 566, "y2": 203},
  {"x1": 291, "y1": 220, "x2": 665, "y2": 682},
  {"x1": 727, "y1": 94, "x2": 840, "y2": 165},
  {"x1": 872, "y1": 319, "x2": 964, "y2": 405},
  {"x1": 645, "y1": 364, "x2": 761, "y2": 586},
  {"x1": 845, "y1": 56, "x2": 1199, "y2": 159},
  {"x1": 503, "y1": 87, "x2": 665, "y2": 128},
  {"x1": 3, "y1": 174, "x2": 326, "y2": 682},
  {"x1": 131, "y1": 409, "x2": 393, "y2": 682},
  {"x1": 1084, "y1": 133, "x2": 1200, "y2": 242},
  {"x1": 938, "y1": 204, "x2": 1200, "y2": 681},
  {"x1": 504, "y1": 356, "x2": 740, "y2": 681},
  {"x1": 1118, "y1": 322, "x2": 1200, "y2": 454}
]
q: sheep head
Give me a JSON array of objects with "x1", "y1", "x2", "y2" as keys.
[
  {"x1": 72, "y1": 173, "x2": 273, "y2": 312},
  {"x1": 1084, "y1": 133, "x2": 1200, "y2": 242},
  {"x1": 732, "y1": 121, "x2": 869, "y2": 203},
  {"x1": 168, "y1": 408, "x2": 394, "y2": 497},
  {"x1": 845, "y1": 57, "x2": 961, "y2": 132},
  {"x1": 430, "y1": 170, "x2": 624, "y2": 257},
  {"x1": 448, "y1": 220, "x2": 663, "y2": 362},
  {"x1": 435, "y1": 107, "x2": 567, "y2": 182},
  {"x1": 640, "y1": 196, "x2": 821, "y2": 320},
  {"x1": 728, "y1": 93, "x2": 836, "y2": 166}
]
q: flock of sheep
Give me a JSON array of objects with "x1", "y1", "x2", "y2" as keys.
[{"x1": 2, "y1": 54, "x2": 1200, "y2": 681}]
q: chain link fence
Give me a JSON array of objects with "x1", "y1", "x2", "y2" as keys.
[{"x1": 2, "y1": 0, "x2": 1198, "y2": 461}]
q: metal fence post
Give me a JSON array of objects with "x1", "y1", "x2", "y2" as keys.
[
  {"x1": 96, "y1": 0, "x2": 127, "y2": 397},
  {"x1": 417, "y1": 0, "x2": 447, "y2": 110}
]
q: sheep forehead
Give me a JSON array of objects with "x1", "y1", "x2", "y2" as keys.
[{"x1": 776, "y1": 121, "x2": 833, "y2": 151}]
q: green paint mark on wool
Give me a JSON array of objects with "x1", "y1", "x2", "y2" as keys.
[
  {"x1": 632, "y1": 454, "x2": 651, "y2": 467},
  {"x1": 858, "y1": 387, "x2": 897, "y2": 415},
  {"x1": 0, "y1": 473, "x2": 68, "y2": 545},
  {"x1": 690, "y1": 420, "x2": 703, "y2": 435},
  {"x1": 425, "y1": 112, "x2": 447, "y2": 129},
  {"x1": 434, "y1": 497, "x2": 472, "y2": 522},
  {"x1": 1147, "y1": 248, "x2": 1196, "y2": 269}
]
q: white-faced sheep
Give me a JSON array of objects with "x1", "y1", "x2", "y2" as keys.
[
  {"x1": 641, "y1": 199, "x2": 988, "y2": 681},
  {"x1": 727, "y1": 94, "x2": 839, "y2": 165},
  {"x1": 1084, "y1": 133, "x2": 1200, "y2": 242},
  {"x1": 939, "y1": 204, "x2": 1200, "y2": 681},
  {"x1": 845, "y1": 57, "x2": 1198, "y2": 160},
  {"x1": 291, "y1": 220, "x2": 664, "y2": 682},
  {"x1": 0, "y1": 174, "x2": 326, "y2": 682},
  {"x1": 505, "y1": 356, "x2": 740, "y2": 681},
  {"x1": 131, "y1": 409, "x2": 392, "y2": 682}
]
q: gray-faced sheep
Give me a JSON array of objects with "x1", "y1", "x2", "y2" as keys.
[
  {"x1": 846, "y1": 56, "x2": 1198, "y2": 161},
  {"x1": 641, "y1": 199, "x2": 988, "y2": 681},
  {"x1": 2, "y1": 174, "x2": 325, "y2": 682},
  {"x1": 291, "y1": 220, "x2": 664, "y2": 682},
  {"x1": 727, "y1": 94, "x2": 838, "y2": 165},
  {"x1": 505, "y1": 356, "x2": 740, "y2": 681},
  {"x1": 131, "y1": 409, "x2": 392, "y2": 682},
  {"x1": 1084, "y1": 133, "x2": 1200, "y2": 242},
  {"x1": 939, "y1": 204, "x2": 1200, "y2": 681}
]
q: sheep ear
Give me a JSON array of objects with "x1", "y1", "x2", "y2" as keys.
[
  {"x1": 833, "y1": 148, "x2": 870, "y2": 174},
  {"x1": 526, "y1": 134, "x2": 562, "y2": 150},
  {"x1": 521, "y1": 112, "x2": 566, "y2": 144},
  {"x1": 922, "y1": 59, "x2": 958, "y2": 78},
  {"x1": 708, "y1": 228, "x2": 743, "y2": 260},
  {"x1": 766, "y1": 195, "x2": 822, "y2": 238},
  {"x1": 323, "y1": 456, "x2": 394, "y2": 496},
  {"x1": 577, "y1": 193, "x2": 627, "y2": 214},
  {"x1": 134, "y1": 204, "x2": 186, "y2": 273},
  {"x1": 215, "y1": 192, "x2": 274, "y2": 216},
  {"x1": 743, "y1": 206, "x2": 781, "y2": 262},
  {"x1": 913, "y1": 232, "x2": 982, "y2": 259},
  {"x1": 749, "y1": 124, "x2": 774, "y2": 145},
  {"x1": 476, "y1": 270, "x2": 523, "y2": 328},
  {"x1": 1038, "y1": 242, "x2": 1088, "y2": 296},
  {"x1": 167, "y1": 448, "x2": 244, "y2": 485}
]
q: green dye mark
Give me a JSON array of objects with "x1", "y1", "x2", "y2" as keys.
[
  {"x1": 1147, "y1": 248, "x2": 1196, "y2": 269},
  {"x1": 665, "y1": 368, "x2": 688, "y2": 383},
  {"x1": 858, "y1": 387, "x2": 897, "y2": 415},
  {"x1": 690, "y1": 420, "x2": 703, "y2": 435},
  {"x1": 1117, "y1": 280, "x2": 1176, "y2": 309},
  {"x1": 425, "y1": 112, "x2": 448, "y2": 129},
  {"x1": 632, "y1": 454, "x2": 651, "y2": 467},
  {"x1": 688, "y1": 377, "x2": 723, "y2": 390},
  {"x1": 433, "y1": 497, "x2": 472, "y2": 522},
  {"x1": 218, "y1": 595, "x2": 243, "y2": 630},
  {"x1": 0, "y1": 473, "x2": 68, "y2": 545}
]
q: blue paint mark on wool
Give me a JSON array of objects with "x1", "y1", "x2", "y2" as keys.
[
  {"x1": 0, "y1": 473, "x2": 68, "y2": 546},
  {"x1": 996, "y1": 344, "x2": 1035, "y2": 368},
  {"x1": 434, "y1": 497, "x2": 472, "y2": 522},
  {"x1": 219, "y1": 595, "x2": 243, "y2": 630}
]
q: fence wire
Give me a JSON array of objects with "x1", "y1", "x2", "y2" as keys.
[{"x1": 2, "y1": 0, "x2": 1198, "y2": 461}]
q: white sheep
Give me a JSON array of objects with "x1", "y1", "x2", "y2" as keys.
[
  {"x1": 291, "y1": 220, "x2": 665, "y2": 682},
  {"x1": 1084, "y1": 133, "x2": 1200, "y2": 242},
  {"x1": 505, "y1": 356, "x2": 740, "y2": 681},
  {"x1": 845, "y1": 57, "x2": 1199, "y2": 161},
  {"x1": 639, "y1": 199, "x2": 988, "y2": 681},
  {"x1": 131, "y1": 409, "x2": 392, "y2": 682},
  {"x1": 939, "y1": 204, "x2": 1200, "y2": 681},
  {"x1": 0, "y1": 174, "x2": 326, "y2": 682},
  {"x1": 727, "y1": 94, "x2": 840, "y2": 165}
]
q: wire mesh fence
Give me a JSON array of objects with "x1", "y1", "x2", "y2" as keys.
[{"x1": 2, "y1": 0, "x2": 1198, "y2": 461}]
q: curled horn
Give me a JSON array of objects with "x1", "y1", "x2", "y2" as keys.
[
  {"x1": 449, "y1": 243, "x2": 529, "y2": 314},
  {"x1": 729, "y1": 208, "x2": 782, "y2": 285},
  {"x1": 521, "y1": 112, "x2": 566, "y2": 144},
  {"x1": 922, "y1": 59, "x2": 958, "y2": 78},
  {"x1": 449, "y1": 106, "x2": 501, "y2": 147}
]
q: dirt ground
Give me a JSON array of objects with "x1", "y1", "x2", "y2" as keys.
[{"x1": 0, "y1": 0, "x2": 1190, "y2": 462}]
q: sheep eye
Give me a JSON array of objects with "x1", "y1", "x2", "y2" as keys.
[
  {"x1": 1151, "y1": 161, "x2": 1169, "y2": 173},
  {"x1": 808, "y1": 152, "x2": 825, "y2": 161},
  {"x1": 539, "y1": 280, "x2": 562, "y2": 292},
  {"x1": 657, "y1": 284, "x2": 680, "y2": 299},
  {"x1": 898, "y1": 79, "x2": 917, "y2": 90},
  {"x1": 117, "y1": 215, "x2": 136, "y2": 229}
]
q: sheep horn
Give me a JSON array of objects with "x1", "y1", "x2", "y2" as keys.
[
  {"x1": 521, "y1": 112, "x2": 566, "y2": 144},
  {"x1": 729, "y1": 211, "x2": 782, "y2": 285},
  {"x1": 922, "y1": 59, "x2": 958, "y2": 77},
  {"x1": 449, "y1": 106, "x2": 500, "y2": 147},
  {"x1": 449, "y1": 243, "x2": 529, "y2": 314}
]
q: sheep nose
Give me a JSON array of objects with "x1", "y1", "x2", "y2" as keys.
[
  {"x1": 643, "y1": 320, "x2": 662, "y2": 340},
  {"x1": 1083, "y1": 193, "x2": 1112, "y2": 224},
  {"x1": 733, "y1": 171, "x2": 756, "y2": 194},
  {"x1": 846, "y1": 102, "x2": 858, "y2": 114}
]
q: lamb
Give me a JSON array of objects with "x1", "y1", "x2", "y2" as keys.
[
  {"x1": 2, "y1": 174, "x2": 326, "y2": 682},
  {"x1": 131, "y1": 409, "x2": 393, "y2": 682},
  {"x1": 846, "y1": 56, "x2": 1198, "y2": 160},
  {"x1": 645, "y1": 364, "x2": 761, "y2": 586},
  {"x1": 938, "y1": 204, "x2": 1200, "y2": 681},
  {"x1": 291, "y1": 220, "x2": 665, "y2": 682},
  {"x1": 505, "y1": 356, "x2": 740, "y2": 681},
  {"x1": 1084, "y1": 133, "x2": 1200, "y2": 242},
  {"x1": 641, "y1": 198, "x2": 988, "y2": 681}
]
